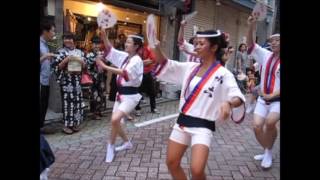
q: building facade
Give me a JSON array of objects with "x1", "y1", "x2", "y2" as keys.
[{"x1": 182, "y1": 0, "x2": 276, "y2": 70}]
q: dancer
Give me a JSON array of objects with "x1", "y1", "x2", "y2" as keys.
[
  {"x1": 152, "y1": 29, "x2": 245, "y2": 179},
  {"x1": 177, "y1": 20, "x2": 201, "y2": 63},
  {"x1": 247, "y1": 14, "x2": 280, "y2": 168},
  {"x1": 96, "y1": 28, "x2": 143, "y2": 163}
]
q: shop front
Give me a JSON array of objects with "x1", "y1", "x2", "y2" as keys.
[
  {"x1": 44, "y1": 0, "x2": 188, "y2": 113},
  {"x1": 63, "y1": 0, "x2": 161, "y2": 51}
]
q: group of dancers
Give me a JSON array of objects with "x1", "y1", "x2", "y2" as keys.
[{"x1": 93, "y1": 12, "x2": 280, "y2": 179}]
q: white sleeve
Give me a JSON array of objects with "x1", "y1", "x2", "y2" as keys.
[
  {"x1": 104, "y1": 47, "x2": 129, "y2": 68},
  {"x1": 223, "y1": 71, "x2": 246, "y2": 102},
  {"x1": 123, "y1": 56, "x2": 143, "y2": 81},
  {"x1": 183, "y1": 40, "x2": 194, "y2": 53},
  {"x1": 247, "y1": 43, "x2": 272, "y2": 65},
  {"x1": 179, "y1": 40, "x2": 195, "y2": 61},
  {"x1": 155, "y1": 59, "x2": 196, "y2": 86}
]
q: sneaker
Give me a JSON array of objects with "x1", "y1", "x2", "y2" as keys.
[
  {"x1": 135, "y1": 110, "x2": 142, "y2": 116},
  {"x1": 151, "y1": 109, "x2": 160, "y2": 114},
  {"x1": 115, "y1": 141, "x2": 133, "y2": 152},
  {"x1": 105, "y1": 144, "x2": 115, "y2": 163}
]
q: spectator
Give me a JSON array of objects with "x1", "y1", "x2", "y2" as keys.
[
  {"x1": 40, "y1": 20, "x2": 56, "y2": 134},
  {"x1": 85, "y1": 36, "x2": 107, "y2": 120},
  {"x1": 51, "y1": 32, "x2": 86, "y2": 134}
]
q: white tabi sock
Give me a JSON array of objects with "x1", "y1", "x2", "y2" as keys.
[
  {"x1": 105, "y1": 144, "x2": 115, "y2": 163},
  {"x1": 261, "y1": 148, "x2": 273, "y2": 168}
]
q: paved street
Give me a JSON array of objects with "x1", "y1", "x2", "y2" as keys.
[{"x1": 44, "y1": 99, "x2": 280, "y2": 180}]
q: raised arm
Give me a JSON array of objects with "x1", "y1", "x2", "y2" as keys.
[
  {"x1": 178, "y1": 20, "x2": 187, "y2": 45},
  {"x1": 100, "y1": 28, "x2": 112, "y2": 50},
  {"x1": 247, "y1": 14, "x2": 258, "y2": 49}
]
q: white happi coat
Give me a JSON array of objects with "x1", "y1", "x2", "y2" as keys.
[
  {"x1": 181, "y1": 40, "x2": 201, "y2": 63},
  {"x1": 248, "y1": 44, "x2": 280, "y2": 103},
  {"x1": 155, "y1": 59, "x2": 245, "y2": 122},
  {"x1": 104, "y1": 47, "x2": 144, "y2": 102}
]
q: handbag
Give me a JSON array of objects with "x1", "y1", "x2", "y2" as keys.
[
  {"x1": 81, "y1": 71, "x2": 93, "y2": 86},
  {"x1": 67, "y1": 56, "x2": 82, "y2": 72}
]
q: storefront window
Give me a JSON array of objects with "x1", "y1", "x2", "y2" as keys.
[
  {"x1": 116, "y1": 0, "x2": 160, "y2": 10},
  {"x1": 64, "y1": 0, "x2": 160, "y2": 52}
]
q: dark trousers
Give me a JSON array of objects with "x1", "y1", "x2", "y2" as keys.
[
  {"x1": 40, "y1": 134, "x2": 55, "y2": 173},
  {"x1": 40, "y1": 85, "x2": 50, "y2": 128},
  {"x1": 135, "y1": 72, "x2": 156, "y2": 111},
  {"x1": 108, "y1": 74, "x2": 118, "y2": 101}
]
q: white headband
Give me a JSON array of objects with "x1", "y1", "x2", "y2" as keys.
[
  {"x1": 128, "y1": 35, "x2": 144, "y2": 42},
  {"x1": 196, "y1": 30, "x2": 221, "y2": 38},
  {"x1": 269, "y1": 33, "x2": 280, "y2": 39}
]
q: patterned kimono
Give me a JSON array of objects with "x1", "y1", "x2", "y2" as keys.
[
  {"x1": 85, "y1": 51, "x2": 107, "y2": 113},
  {"x1": 51, "y1": 48, "x2": 85, "y2": 127}
]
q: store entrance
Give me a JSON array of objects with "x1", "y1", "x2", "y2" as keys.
[{"x1": 71, "y1": 13, "x2": 143, "y2": 53}]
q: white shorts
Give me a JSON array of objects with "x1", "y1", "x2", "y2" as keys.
[
  {"x1": 169, "y1": 124, "x2": 213, "y2": 148},
  {"x1": 254, "y1": 97, "x2": 280, "y2": 118},
  {"x1": 112, "y1": 98, "x2": 140, "y2": 115}
]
